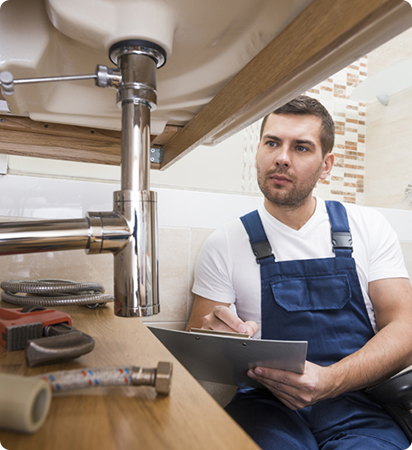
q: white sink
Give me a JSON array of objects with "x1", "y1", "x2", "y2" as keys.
[{"x1": 0, "y1": 0, "x2": 312, "y2": 134}]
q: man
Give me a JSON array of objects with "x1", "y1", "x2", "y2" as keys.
[{"x1": 186, "y1": 95, "x2": 412, "y2": 449}]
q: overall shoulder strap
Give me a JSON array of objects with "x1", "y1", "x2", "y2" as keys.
[
  {"x1": 325, "y1": 200, "x2": 353, "y2": 257},
  {"x1": 240, "y1": 210, "x2": 275, "y2": 264}
]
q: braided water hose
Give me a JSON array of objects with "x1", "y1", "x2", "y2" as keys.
[
  {"x1": 40, "y1": 366, "x2": 137, "y2": 392},
  {"x1": 0, "y1": 279, "x2": 114, "y2": 307},
  {"x1": 37, "y1": 363, "x2": 172, "y2": 395}
]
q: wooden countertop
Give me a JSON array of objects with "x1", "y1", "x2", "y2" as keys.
[{"x1": 0, "y1": 301, "x2": 260, "y2": 450}]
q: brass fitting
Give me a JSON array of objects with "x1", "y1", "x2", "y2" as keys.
[{"x1": 131, "y1": 361, "x2": 173, "y2": 395}]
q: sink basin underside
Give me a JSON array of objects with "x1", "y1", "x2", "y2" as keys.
[{"x1": 0, "y1": 0, "x2": 313, "y2": 135}]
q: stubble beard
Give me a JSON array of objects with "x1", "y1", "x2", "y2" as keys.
[{"x1": 257, "y1": 165, "x2": 323, "y2": 210}]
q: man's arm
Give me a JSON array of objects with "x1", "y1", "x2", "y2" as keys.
[
  {"x1": 248, "y1": 277, "x2": 412, "y2": 410},
  {"x1": 186, "y1": 295, "x2": 258, "y2": 336}
]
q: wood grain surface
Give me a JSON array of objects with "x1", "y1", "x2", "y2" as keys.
[
  {"x1": 0, "y1": 115, "x2": 181, "y2": 169},
  {"x1": 0, "y1": 301, "x2": 260, "y2": 450}
]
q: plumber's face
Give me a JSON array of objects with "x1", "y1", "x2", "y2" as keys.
[{"x1": 255, "y1": 113, "x2": 333, "y2": 208}]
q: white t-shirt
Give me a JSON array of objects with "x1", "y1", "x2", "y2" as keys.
[{"x1": 192, "y1": 197, "x2": 409, "y2": 339}]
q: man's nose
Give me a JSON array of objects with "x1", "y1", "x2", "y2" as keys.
[{"x1": 275, "y1": 145, "x2": 291, "y2": 166}]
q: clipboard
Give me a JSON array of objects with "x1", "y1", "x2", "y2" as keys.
[{"x1": 148, "y1": 326, "x2": 308, "y2": 388}]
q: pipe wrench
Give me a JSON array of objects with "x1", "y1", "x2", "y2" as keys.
[{"x1": 0, "y1": 305, "x2": 94, "y2": 367}]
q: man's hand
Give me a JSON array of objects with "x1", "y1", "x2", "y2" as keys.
[
  {"x1": 247, "y1": 361, "x2": 334, "y2": 410},
  {"x1": 202, "y1": 305, "x2": 258, "y2": 337}
]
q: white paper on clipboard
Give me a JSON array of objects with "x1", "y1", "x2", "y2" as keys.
[{"x1": 148, "y1": 326, "x2": 308, "y2": 388}]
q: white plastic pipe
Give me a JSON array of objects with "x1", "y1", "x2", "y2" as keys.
[{"x1": 0, "y1": 374, "x2": 51, "y2": 434}]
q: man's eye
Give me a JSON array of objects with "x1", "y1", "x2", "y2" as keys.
[
  {"x1": 297, "y1": 146, "x2": 308, "y2": 152},
  {"x1": 266, "y1": 141, "x2": 277, "y2": 147}
]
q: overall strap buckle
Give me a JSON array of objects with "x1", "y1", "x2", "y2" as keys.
[
  {"x1": 331, "y1": 231, "x2": 353, "y2": 253},
  {"x1": 240, "y1": 210, "x2": 275, "y2": 265},
  {"x1": 325, "y1": 201, "x2": 353, "y2": 256},
  {"x1": 251, "y1": 240, "x2": 273, "y2": 264}
]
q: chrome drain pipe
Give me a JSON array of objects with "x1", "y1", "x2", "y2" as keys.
[
  {"x1": 107, "y1": 41, "x2": 164, "y2": 317},
  {"x1": 0, "y1": 40, "x2": 166, "y2": 318},
  {"x1": 0, "y1": 219, "x2": 91, "y2": 254},
  {"x1": 0, "y1": 213, "x2": 130, "y2": 256}
]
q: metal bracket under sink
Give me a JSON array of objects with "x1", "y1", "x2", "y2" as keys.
[{"x1": 150, "y1": 147, "x2": 163, "y2": 164}]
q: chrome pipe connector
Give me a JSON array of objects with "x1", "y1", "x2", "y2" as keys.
[
  {"x1": 109, "y1": 40, "x2": 166, "y2": 68},
  {"x1": 113, "y1": 190, "x2": 159, "y2": 317},
  {"x1": 94, "y1": 65, "x2": 122, "y2": 89},
  {"x1": 116, "y1": 50, "x2": 158, "y2": 111},
  {"x1": 86, "y1": 211, "x2": 130, "y2": 255}
]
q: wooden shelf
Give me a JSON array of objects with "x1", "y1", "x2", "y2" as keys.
[{"x1": 0, "y1": 115, "x2": 183, "y2": 170}]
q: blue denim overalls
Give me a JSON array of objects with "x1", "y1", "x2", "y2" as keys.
[{"x1": 225, "y1": 201, "x2": 409, "y2": 450}]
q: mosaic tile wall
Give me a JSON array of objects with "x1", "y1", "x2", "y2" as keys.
[{"x1": 241, "y1": 57, "x2": 368, "y2": 205}]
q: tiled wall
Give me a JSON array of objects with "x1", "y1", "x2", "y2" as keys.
[
  {"x1": 144, "y1": 227, "x2": 213, "y2": 329},
  {"x1": 241, "y1": 57, "x2": 368, "y2": 205}
]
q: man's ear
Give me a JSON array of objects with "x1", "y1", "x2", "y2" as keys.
[{"x1": 319, "y1": 153, "x2": 334, "y2": 180}]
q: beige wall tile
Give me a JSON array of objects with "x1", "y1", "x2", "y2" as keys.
[
  {"x1": 143, "y1": 226, "x2": 191, "y2": 324},
  {"x1": 187, "y1": 228, "x2": 214, "y2": 319},
  {"x1": 368, "y1": 28, "x2": 412, "y2": 76},
  {"x1": 364, "y1": 28, "x2": 412, "y2": 211},
  {"x1": 364, "y1": 87, "x2": 412, "y2": 209},
  {"x1": 144, "y1": 322, "x2": 186, "y2": 331},
  {"x1": 0, "y1": 250, "x2": 113, "y2": 292}
]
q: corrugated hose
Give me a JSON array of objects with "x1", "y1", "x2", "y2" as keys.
[{"x1": 0, "y1": 279, "x2": 114, "y2": 308}]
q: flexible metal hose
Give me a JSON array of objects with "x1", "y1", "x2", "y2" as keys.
[
  {"x1": 0, "y1": 279, "x2": 114, "y2": 307},
  {"x1": 37, "y1": 362, "x2": 172, "y2": 395},
  {"x1": 39, "y1": 366, "x2": 145, "y2": 392}
]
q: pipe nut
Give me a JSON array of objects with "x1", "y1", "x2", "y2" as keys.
[
  {"x1": 95, "y1": 65, "x2": 122, "y2": 89},
  {"x1": 155, "y1": 361, "x2": 173, "y2": 395}
]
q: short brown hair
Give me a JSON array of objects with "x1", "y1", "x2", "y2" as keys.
[{"x1": 260, "y1": 95, "x2": 335, "y2": 156}]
